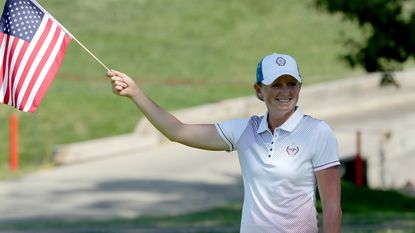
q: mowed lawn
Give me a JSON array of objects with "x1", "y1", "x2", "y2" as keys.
[{"x1": 0, "y1": 0, "x2": 363, "y2": 176}]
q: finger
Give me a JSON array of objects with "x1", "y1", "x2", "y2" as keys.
[
  {"x1": 115, "y1": 80, "x2": 128, "y2": 88},
  {"x1": 112, "y1": 81, "x2": 124, "y2": 89},
  {"x1": 114, "y1": 85, "x2": 124, "y2": 91},
  {"x1": 110, "y1": 70, "x2": 125, "y2": 78},
  {"x1": 111, "y1": 76, "x2": 123, "y2": 82},
  {"x1": 106, "y1": 69, "x2": 117, "y2": 78}
]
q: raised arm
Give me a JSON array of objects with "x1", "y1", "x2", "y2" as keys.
[{"x1": 108, "y1": 70, "x2": 229, "y2": 151}]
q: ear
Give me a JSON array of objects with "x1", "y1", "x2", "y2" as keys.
[{"x1": 254, "y1": 83, "x2": 264, "y2": 101}]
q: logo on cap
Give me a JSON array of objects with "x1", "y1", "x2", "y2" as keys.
[{"x1": 276, "y1": 57, "x2": 286, "y2": 66}]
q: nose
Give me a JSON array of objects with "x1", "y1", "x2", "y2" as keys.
[{"x1": 279, "y1": 85, "x2": 292, "y2": 94}]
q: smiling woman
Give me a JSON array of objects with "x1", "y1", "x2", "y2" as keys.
[
  {"x1": 108, "y1": 52, "x2": 342, "y2": 233},
  {"x1": 253, "y1": 54, "x2": 302, "y2": 130},
  {"x1": 254, "y1": 74, "x2": 301, "y2": 130}
]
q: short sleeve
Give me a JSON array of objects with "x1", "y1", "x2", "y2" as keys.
[
  {"x1": 312, "y1": 121, "x2": 340, "y2": 171},
  {"x1": 215, "y1": 118, "x2": 250, "y2": 152}
]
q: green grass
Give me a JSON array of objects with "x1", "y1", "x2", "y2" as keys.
[
  {"x1": 340, "y1": 182, "x2": 415, "y2": 233},
  {"x1": 1, "y1": 0, "x2": 367, "y2": 177},
  {"x1": 1, "y1": 182, "x2": 414, "y2": 232}
]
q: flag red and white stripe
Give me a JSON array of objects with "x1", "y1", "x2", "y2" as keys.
[{"x1": 0, "y1": 0, "x2": 71, "y2": 112}]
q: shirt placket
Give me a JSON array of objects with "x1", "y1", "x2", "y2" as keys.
[{"x1": 267, "y1": 128, "x2": 280, "y2": 158}]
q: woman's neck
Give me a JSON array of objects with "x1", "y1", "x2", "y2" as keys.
[{"x1": 267, "y1": 108, "x2": 296, "y2": 132}]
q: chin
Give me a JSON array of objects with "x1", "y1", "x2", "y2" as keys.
[{"x1": 276, "y1": 105, "x2": 296, "y2": 114}]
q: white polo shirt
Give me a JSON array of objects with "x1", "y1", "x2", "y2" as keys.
[{"x1": 215, "y1": 107, "x2": 340, "y2": 233}]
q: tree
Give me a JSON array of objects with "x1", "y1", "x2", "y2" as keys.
[{"x1": 314, "y1": 0, "x2": 415, "y2": 86}]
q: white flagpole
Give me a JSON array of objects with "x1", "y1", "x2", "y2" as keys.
[
  {"x1": 68, "y1": 37, "x2": 111, "y2": 72},
  {"x1": 31, "y1": 0, "x2": 110, "y2": 71}
]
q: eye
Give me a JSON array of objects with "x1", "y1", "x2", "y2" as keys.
[
  {"x1": 288, "y1": 81, "x2": 298, "y2": 87},
  {"x1": 271, "y1": 83, "x2": 281, "y2": 88}
]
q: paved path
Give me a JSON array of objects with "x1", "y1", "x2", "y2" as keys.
[
  {"x1": 0, "y1": 144, "x2": 242, "y2": 223},
  {"x1": 326, "y1": 96, "x2": 415, "y2": 189}
]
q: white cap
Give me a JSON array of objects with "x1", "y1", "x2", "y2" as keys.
[{"x1": 256, "y1": 53, "x2": 302, "y2": 84}]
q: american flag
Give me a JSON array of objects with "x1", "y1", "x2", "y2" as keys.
[{"x1": 0, "y1": 0, "x2": 71, "y2": 112}]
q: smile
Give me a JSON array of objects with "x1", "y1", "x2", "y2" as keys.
[{"x1": 276, "y1": 98, "x2": 292, "y2": 103}]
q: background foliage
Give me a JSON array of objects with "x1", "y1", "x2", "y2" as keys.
[{"x1": 314, "y1": 0, "x2": 415, "y2": 75}]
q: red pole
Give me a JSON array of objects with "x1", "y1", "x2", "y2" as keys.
[
  {"x1": 9, "y1": 114, "x2": 19, "y2": 172},
  {"x1": 355, "y1": 131, "x2": 363, "y2": 187}
]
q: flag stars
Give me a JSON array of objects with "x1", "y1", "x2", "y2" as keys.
[
  {"x1": 1, "y1": 0, "x2": 45, "y2": 41},
  {"x1": 0, "y1": 0, "x2": 70, "y2": 112}
]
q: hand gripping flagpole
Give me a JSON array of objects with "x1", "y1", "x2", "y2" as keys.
[{"x1": 31, "y1": 0, "x2": 110, "y2": 72}]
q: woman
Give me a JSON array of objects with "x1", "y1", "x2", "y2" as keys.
[{"x1": 108, "y1": 53, "x2": 342, "y2": 233}]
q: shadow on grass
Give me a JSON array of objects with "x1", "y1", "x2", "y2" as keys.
[
  {"x1": 2, "y1": 180, "x2": 415, "y2": 233},
  {"x1": 0, "y1": 175, "x2": 243, "y2": 233}
]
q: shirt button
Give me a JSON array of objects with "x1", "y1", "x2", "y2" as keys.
[
  {"x1": 270, "y1": 148, "x2": 273, "y2": 151},
  {"x1": 268, "y1": 155, "x2": 271, "y2": 158}
]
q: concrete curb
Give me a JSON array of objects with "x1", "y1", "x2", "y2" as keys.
[
  {"x1": 52, "y1": 133, "x2": 159, "y2": 165},
  {"x1": 52, "y1": 69, "x2": 415, "y2": 165}
]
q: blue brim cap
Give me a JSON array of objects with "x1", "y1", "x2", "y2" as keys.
[{"x1": 256, "y1": 53, "x2": 302, "y2": 84}]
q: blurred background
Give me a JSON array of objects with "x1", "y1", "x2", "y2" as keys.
[
  {"x1": 0, "y1": 0, "x2": 364, "y2": 175},
  {"x1": 1, "y1": 0, "x2": 414, "y2": 232}
]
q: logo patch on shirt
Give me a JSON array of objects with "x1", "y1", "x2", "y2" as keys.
[{"x1": 286, "y1": 144, "x2": 299, "y2": 156}]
